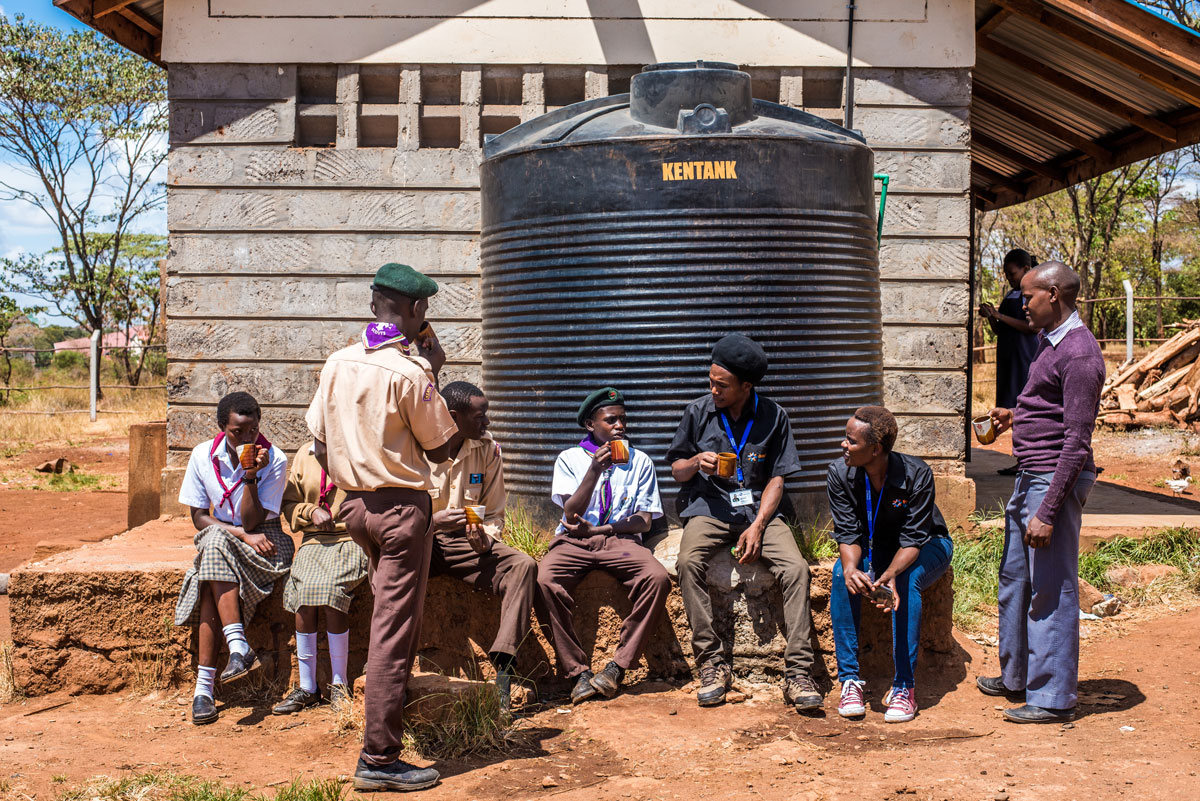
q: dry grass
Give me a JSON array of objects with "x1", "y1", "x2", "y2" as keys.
[
  {"x1": 129, "y1": 618, "x2": 178, "y2": 695},
  {"x1": 401, "y1": 682, "x2": 520, "y2": 760},
  {"x1": 0, "y1": 640, "x2": 20, "y2": 704},
  {"x1": 329, "y1": 692, "x2": 365, "y2": 738},
  {"x1": 0, "y1": 386, "x2": 165, "y2": 445},
  {"x1": 42, "y1": 772, "x2": 348, "y2": 801}
]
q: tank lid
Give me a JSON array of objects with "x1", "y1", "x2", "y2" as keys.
[{"x1": 630, "y1": 61, "x2": 754, "y2": 129}]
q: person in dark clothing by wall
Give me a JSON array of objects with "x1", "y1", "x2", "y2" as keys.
[{"x1": 978, "y1": 249, "x2": 1041, "y2": 476}]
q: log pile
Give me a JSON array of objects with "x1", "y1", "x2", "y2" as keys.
[{"x1": 1099, "y1": 321, "x2": 1200, "y2": 430}]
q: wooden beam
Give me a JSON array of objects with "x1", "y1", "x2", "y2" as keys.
[
  {"x1": 991, "y1": 0, "x2": 1200, "y2": 108},
  {"x1": 118, "y1": 6, "x2": 161, "y2": 37},
  {"x1": 978, "y1": 37, "x2": 1178, "y2": 142},
  {"x1": 972, "y1": 162, "x2": 1028, "y2": 194},
  {"x1": 973, "y1": 132, "x2": 1063, "y2": 181},
  {"x1": 1041, "y1": 0, "x2": 1200, "y2": 81},
  {"x1": 55, "y1": 0, "x2": 161, "y2": 66},
  {"x1": 93, "y1": 0, "x2": 137, "y2": 18},
  {"x1": 973, "y1": 84, "x2": 1113, "y2": 160},
  {"x1": 977, "y1": 8, "x2": 1012, "y2": 36}
]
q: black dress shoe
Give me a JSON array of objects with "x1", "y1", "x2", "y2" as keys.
[
  {"x1": 192, "y1": 694, "x2": 218, "y2": 725},
  {"x1": 570, "y1": 670, "x2": 598, "y2": 704},
  {"x1": 220, "y1": 648, "x2": 260, "y2": 684},
  {"x1": 1003, "y1": 704, "x2": 1077, "y2": 724},
  {"x1": 272, "y1": 686, "x2": 321, "y2": 715},
  {"x1": 589, "y1": 661, "x2": 625, "y2": 699},
  {"x1": 352, "y1": 758, "x2": 439, "y2": 792},
  {"x1": 976, "y1": 675, "x2": 1025, "y2": 700}
]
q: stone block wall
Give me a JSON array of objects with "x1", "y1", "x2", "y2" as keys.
[{"x1": 165, "y1": 63, "x2": 970, "y2": 490}]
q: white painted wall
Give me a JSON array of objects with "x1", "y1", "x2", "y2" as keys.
[{"x1": 163, "y1": 0, "x2": 974, "y2": 68}]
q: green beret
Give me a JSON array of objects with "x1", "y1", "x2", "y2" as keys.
[
  {"x1": 372, "y1": 262, "x2": 439, "y2": 299},
  {"x1": 577, "y1": 387, "x2": 624, "y2": 427}
]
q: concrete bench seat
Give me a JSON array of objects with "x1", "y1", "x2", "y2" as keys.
[{"x1": 9, "y1": 517, "x2": 958, "y2": 697}]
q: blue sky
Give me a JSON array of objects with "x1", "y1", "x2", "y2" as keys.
[{"x1": 1, "y1": 0, "x2": 165, "y2": 326}]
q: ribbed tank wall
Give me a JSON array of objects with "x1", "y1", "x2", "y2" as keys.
[{"x1": 479, "y1": 65, "x2": 881, "y2": 522}]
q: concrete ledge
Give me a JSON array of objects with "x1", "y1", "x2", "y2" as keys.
[{"x1": 10, "y1": 518, "x2": 959, "y2": 697}]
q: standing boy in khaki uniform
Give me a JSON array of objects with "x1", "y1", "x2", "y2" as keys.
[
  {"x1": 427, "y1": 381, "x2": 538, "y2": 712},
  {"x1": 306, "y1": 263, "x2": 457, "y2": 793}
]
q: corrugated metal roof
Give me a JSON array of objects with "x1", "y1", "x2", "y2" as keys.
[{"x1": 973, "y1": 0, "x2": 1200, "y2": 209}]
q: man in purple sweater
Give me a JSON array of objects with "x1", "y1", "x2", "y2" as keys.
[{"x1": 976, "y1": 262, "x2": 1105, "y2": 724}]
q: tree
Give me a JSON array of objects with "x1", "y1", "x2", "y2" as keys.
[
  {"x1": 0, "y1": 15, "x2": 167, "y2": 385},
  {"x1": 0, "y1": 296, "x2": 45, "y2": 405}
]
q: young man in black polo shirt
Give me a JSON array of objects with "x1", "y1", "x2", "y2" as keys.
[{"x1": 667, "y1": 334, "x2": 821, "y2": 711}]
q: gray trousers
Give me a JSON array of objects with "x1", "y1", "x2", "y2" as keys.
[
  {"x1": 677, "y1": 515, "x2": 815, "y2": 676},
  {"x1": 999, "y1": 470, "x2": 1095, "y2": 710}
]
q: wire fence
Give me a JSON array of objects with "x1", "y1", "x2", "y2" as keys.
[
  {"x1": 0, "y1": 344, "x2": 166, "y2": 354},
  {"x1": 1, "y1": 384, "x2": 165, "y2": 391}
]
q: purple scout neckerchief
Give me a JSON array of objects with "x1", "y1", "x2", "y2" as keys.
[
  {"x1": 578, "y1": 436, "x2": 615, "y2": 524},
  {"x1": 363, "y1": 321, "x2": 410, "y2": 353}
]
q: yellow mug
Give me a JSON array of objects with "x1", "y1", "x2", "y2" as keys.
[
  {"x1": 972, "y1": 414, "x2": 997, "y2": 445},
  {"x1": 464, "y1": 505, "x2": 486, "y2": 525}
]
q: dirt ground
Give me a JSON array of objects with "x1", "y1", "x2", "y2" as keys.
[
  {"x1": 0, "y1": 436, "x2": 130, "y2": 642},
  {"x1": 0, "y1": 607, "x2": 1197, "y2": 801}
]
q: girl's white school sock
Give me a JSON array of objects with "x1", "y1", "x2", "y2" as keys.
[
  {"x1": 327, "y1": 629, "x2": 350, "y2": 688},
  {"x1": 222, "y1": 622, "x2": 250, "y2": 657},
  {"x1": 194, "y1": 665, "x2": 217, "y2": 699},
  {"x1": 296, "y1": 631, "x2": 319, "y2": 693}
]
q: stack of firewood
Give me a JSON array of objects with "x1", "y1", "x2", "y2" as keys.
[{"x1": 1099, "y1": 320, "x2": 1200, "y2": 430}]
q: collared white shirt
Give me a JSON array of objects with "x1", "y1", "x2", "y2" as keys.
[
  {"x1": 551, "y1": 445, "x2": 662, "y2": 536},
  {"x1": 1045, "y1": 310, "x2": 1085, "y2": 347},
  {"x1": 179, "y1": 437, "x2": 288, "y2": 526}
]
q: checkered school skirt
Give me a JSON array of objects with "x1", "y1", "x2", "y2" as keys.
[
  {"x1": 282, "y1": 539, "x2": 369, "y2": 614},
  {"x1": 173, "y1": 519, "x2": 295, "y2": 626}
]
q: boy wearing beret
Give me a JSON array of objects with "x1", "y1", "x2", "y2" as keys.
[
  {"x1": 306, "y1": 263, "x2": 457, "y2": 792},
  {"x1": 537, "y1": 387, "x2": 672, "y2": 704},
  {"x1": 667, "y1": 334, "x2": 822, "y2": 712}
]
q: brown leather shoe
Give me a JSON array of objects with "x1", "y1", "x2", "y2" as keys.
[{"x1": 784, "y1": 675, "x2": 823, "y2": 711}]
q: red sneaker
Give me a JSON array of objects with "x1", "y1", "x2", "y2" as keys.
[{"x1": 884, "y1": 687, "x2": 917, "y2": 723}]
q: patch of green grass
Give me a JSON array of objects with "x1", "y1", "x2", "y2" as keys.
[
  {"x1": 1079, "y1": 526, "x2": 1200, "y2": 594},
  {"x1": 52, "y1": 775, "x2": 69, "y2": 784},
  {"x1": 967, "y1": 501, "x2": 1006, "y2": 526},
  {"x1": 1152, "y1": 478, "x2": 1167, "y2": 489},
  {"x1": 53, "y1": 773, "x2": 347, "y2": 801},
  {"x1": 788, "y1": 518, "x2": 840, "y2": 562},
  {"x1": 402, "y1": 682, "x2": 519, "y2": 759},
  {"x1": 949, "y1": 530, "x2": 1005, "y2": 631},
  {"x1": 32, "y1": 470, "x2": 114, "y2": 492},
  {"x1": 1, "y1": 441, "x2": 29, "y2": 458},
  {"x1": 502, "y1": 501, "x2": 551, "y2": 560},
  {"x1": 1107, "y1": 473, "x2": 1127, "y2": 481}
]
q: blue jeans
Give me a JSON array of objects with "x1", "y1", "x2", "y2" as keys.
[
  {"x1": 831, "y1": 537, "x2": 953, "y2": 689},
  {"x1": 999, "y1": 470, "x2": 1094, "y2": 710}
]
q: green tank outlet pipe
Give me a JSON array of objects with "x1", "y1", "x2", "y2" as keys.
[{"x1": 874, "y1": 172, "x2": 889, "y2": 244}]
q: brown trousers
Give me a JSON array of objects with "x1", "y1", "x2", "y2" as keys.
[
  {"x1": 677, "y1": 515, "x2": 815, "y2": 676},
  {"x1": 429, "y1": 532, "x2": 538, "y2": 657},
  {"x1": 536, "y1": 533, "x2": 672, "y2": 678},
  {"x1": 340, "y1": 487, "x2": 432, "y2": 767}
]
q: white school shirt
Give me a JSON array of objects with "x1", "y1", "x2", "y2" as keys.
[
  {"x1": 178, "y1": 437, "x2": 289, "y2": 526},
  {"x1": 550, "y1": 444, "x2": 663, "y2": 536}
]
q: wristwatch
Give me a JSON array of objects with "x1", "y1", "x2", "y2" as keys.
[{"x1": 243, "y1": 476, "x2": 258, "y2": 485}]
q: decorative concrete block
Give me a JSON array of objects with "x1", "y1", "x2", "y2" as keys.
[
  {"x1": 881, "y1": 325, "x2": 967, "y2": 369},
  {"x1": 856, "y1": 106, "x2": 969, "y2": 148},
  {"x1": 883, "y1": 371, "x2": 966, "y2": 415},
  {"x1": 169, "y1": 101, "x2": 296, "y2": 145},
  {"x1": 881, "y1": 281, "x2": 969, "y2": 324},
  {"x1": 879, "y1": 239, "x2": 970, "y2": 280},
  {"x1": 168, "y1": 64, "x2": 297, "y2": 100}
]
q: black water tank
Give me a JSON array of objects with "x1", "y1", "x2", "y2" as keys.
[{"x1": 480, "y1": 61, "x2": 881, "y2": 524}]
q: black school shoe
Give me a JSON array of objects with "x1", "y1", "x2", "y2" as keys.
[
  {"x1": 1003, "y1": 704, "x2": 1077, "y2": 724},
  {"x1": 352, "y1": 758, "x2": 439, "y2": 792},
  {"x1": 220, "y1": 648, "x2": 261, "y2": 684},
  {"x1": 192, "y1": 694, "x2": 218, "y2": 725},
  {"x1": 570, "y1": 670, "x2": 598, "y2": 704},
  {"x1": 976, "y1": 675, "x2": 1026, "y2": 701},
  {"x1": 272, "y1": 686, "x2": 322, "y2": 715},
  {"x1": 590, "y1": 661, "x2": 625, "y2": 699}
]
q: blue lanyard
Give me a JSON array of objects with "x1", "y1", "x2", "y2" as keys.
[
  {"x1": 864, "y1": 476, "x2": 885, "y2": 573},
  {"x1": 719, "y1": 394, "x2": 758, "y2": 485}
]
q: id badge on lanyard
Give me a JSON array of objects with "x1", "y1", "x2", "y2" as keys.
[
  {"x1": 721, "y1": 396, "x2": 758, "y2": 508},
  {"x1": 865, "y1": 478, "x2": 885, "y2": 577}
]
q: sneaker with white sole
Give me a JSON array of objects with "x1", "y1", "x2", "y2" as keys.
[
  {"x1": 884, "y1": 687, "x2": 917, "y2": 723},
  {"x1": 838, "y1": 680, "x2": 866, "y2": 718}
]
